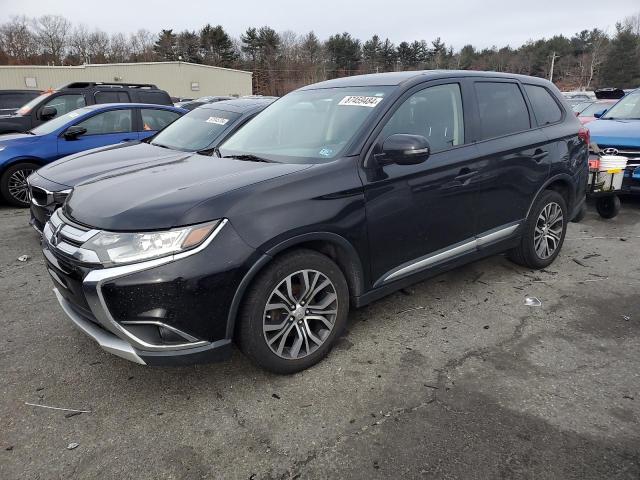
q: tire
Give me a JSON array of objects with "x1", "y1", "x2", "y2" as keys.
[
  {"x1": 596, "y1": 196, "x2": 620, "y2": 219},
  {"x1": 237, "y1": 249, "x2": 349, "y2": 374},
  {"x1": 0, "y1": 162, "x2": 39, "y2": 207},
  {"x1": 508, "y1": 190, "x2": 568, "y2": 269},
  {"x1": 571, "y1": 202, "x2": 587, "y2": 223}
]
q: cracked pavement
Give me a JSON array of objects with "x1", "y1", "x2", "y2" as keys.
[{"x1": 1, "y1": 198, "x2": 639, "y2": 479}]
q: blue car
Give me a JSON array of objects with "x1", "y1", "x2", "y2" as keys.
[
  {"x1": 587, "y1": 89, "x2": 640, "y2": 195},
  {"x1": 0, "y1": 103, "x2": 186, "y2": 206}
]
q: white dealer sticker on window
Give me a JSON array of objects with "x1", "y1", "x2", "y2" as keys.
[
  {"x1": 205, "y1": 116, "x2": 229, "y2": 125},
  {"x1": 68, "y1": 112, "x2": 80, "y2": 118},
  {"x1": 338, "y1": 96, "x2": 383, "y2": 107}
]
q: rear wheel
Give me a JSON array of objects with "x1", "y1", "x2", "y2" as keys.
[
  {"x1": 237, "y1": 249, "x2": 349, "y2": 374},
  {"x1": 1, "y1": 162, "x2": 38, "y2": 207},
  {"x1": 509, "y1": 190, "x2": 567, "y2": 269}
]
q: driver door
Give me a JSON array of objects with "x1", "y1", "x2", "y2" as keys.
[
  {"x1": 57, "y1": 108, "x2": 137, "y2": 158},
  {"x1": 361, "y1": 81, "x2": 482, "y2": 286}
]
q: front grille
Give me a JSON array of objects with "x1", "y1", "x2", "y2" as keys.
[
  {"x1": 30, "y1": 186, "x2": 50, "y2": 206},
  {"x1": 43, "y1": 210, "x2": 102, "y2": 265}
]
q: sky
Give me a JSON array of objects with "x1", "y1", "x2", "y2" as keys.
[{"x1": 1, "y1": 0, "x2": 639, "y2": 50}]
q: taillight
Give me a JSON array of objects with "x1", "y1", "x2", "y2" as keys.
[
  {"x1": 578, "y1": 127, "x2": 590, "y2": 145},
  {"x1": 588, "y1": 158, "x2": 600, "y2": 170}
]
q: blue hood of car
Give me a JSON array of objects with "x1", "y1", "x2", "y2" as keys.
[
  {"x1": 0, "y1": 132, "x2": 41, "y2": 145},
  {"x1": 588, "y1": 119, "x2": 640, "y2": 148}
]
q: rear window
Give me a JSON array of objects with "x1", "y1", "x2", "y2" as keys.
[
  {"x1": 95, "y1": 91, "x2": 131, "y2": 103},
  {"x1": 524, "y1": 84, "x2": 562, "y2": 125},
  {"x1": 137, "y1": 91, "x2": 170, "y2": 105},
  {"x1": 475, "y1": 82, "x2": 530, "y2": 139}
]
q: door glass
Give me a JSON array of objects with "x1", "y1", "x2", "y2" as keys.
[
  {"x1": 42, "y1": 94, "x2": 86, "y2": 118},
  {"x1": 75, "y1": 109, "x2": 133, "y2": 135},
  {"x1": 381, "y1": 83, "x2": 465, "y2": 153},
  {"x1": 474, "y1": 82, "x2": 530, "y2": 139},
  {"x1": 95, "y1": 91, "x2": 131, "y2": 103},
  {"x1": 137, "y1": 91, "x2": 170, "y2": 105},
  {"x1": 140, "y1": 109, "x2": 180, "y2": 131}
]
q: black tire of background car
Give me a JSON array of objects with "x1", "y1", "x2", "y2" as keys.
[
  {"x1": 237, "y1": 249, "x2": 349, "y2": 374},
  {"x1": 508, "y1": 190, "x2": 568, "y2": 269},
  {"x1": 0, "y1": 162, "x2": 39, "y2": 208},
  {"x1": 595, "y1": 195, "x2": 621, "y2": 219}
]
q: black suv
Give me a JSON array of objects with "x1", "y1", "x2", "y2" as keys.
[
  {"x1": 0, "y1": 90, "x2": 41, "y2": 116},
  {"x1": 41, "y1": 71, "x2": 588, "y2": 373},
  {"x1": 0, "y1": 82, "x2": 172, "y2": 134}
]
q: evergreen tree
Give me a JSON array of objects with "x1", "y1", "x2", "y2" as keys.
[{"x1": 153, "y1": 29, "x2": 177, "y2": 61}]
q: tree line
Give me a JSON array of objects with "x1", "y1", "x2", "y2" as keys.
[{"x1": 1, "y1": 13, "x2": 639, "y2": 95}]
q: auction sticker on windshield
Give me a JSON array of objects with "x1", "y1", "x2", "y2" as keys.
[
  {"x1": 338, "y1": 96, "x2": 383, "y2": 107},
  {"x1": 206, "y1": 117, "x2": 230, "y2": 125}
]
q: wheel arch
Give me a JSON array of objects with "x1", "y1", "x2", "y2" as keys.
[
  {"x1": 0, "y1": 156, "x2": 46, "y2": 176},
  {"x1": 525, "y1": 174, "x2": 575, "y2": 220},
  {"x1": 225, "y1": 232, "x2": 366, "y2": 339}
]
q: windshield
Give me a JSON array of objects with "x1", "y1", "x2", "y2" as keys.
[
  {"x1": 30, "y1": 108, "x2": 90, "y2": 136},
  {"x1": 572, "y1": 101, "x2": 592, "y2": 113},
  {"x1": 16, "y1": 92, "x2": 52, "y2": 116},
  {"x1": 151, "y1": 108, "x2": 240, "y2": 151},
  {"x1": 579, "y1": 101, "x2": 615, "y2": 117},
  {"x1": 602, "y1": 92, "x2": 640, "y2": 120},
  {"x1": 220, "y1": 86, "x2": 392, "y2": 163}
]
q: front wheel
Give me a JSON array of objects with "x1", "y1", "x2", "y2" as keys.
[
  {"x1": 0, "y1": 162, "x2": 39, "y2": 207},
  {"x1": 508, "y1": 190, "x2": 568, "y2": 269},
  {"x1": 237, "y1": 249, "x2": 349, "y2": 374}
]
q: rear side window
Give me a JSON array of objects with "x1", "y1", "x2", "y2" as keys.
[
  {"x1": 524, "y1": 84, "x2": 562, "y2": 125},
  {"x1": 140, "y1": 108, "x2": 180, "y2": 131},
  {"x1": 95, "y1": 91, "x2": 131, "y2": 103},
  {"x1": 475, "y1": 82, "x2": 530, "y2": 139},
  {"x1": 137, "y1": 91, "x2": 170, "y2": 105}
]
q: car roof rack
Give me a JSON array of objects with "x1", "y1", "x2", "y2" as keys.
[{"x1": 61, "y1": 82, "x2": 159, "y2": 90}]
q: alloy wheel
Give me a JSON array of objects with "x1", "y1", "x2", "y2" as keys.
[
  {"x1": 534, "y1": 202, "x2": 563, "y2": 259},
  {"x1": 7, "y1": 168, "x2": 34, "y2": 204},
  {"x1": 263, "y1": 269, "x2": 338, "y2": 360}
]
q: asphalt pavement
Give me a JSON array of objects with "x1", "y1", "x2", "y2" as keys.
[{"x1": 1, "y1": 199, "x2": 639, "y2": 479}]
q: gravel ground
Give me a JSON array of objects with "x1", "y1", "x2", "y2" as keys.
[{"x1": 1, "y1": 199, "x2": 639, "y2": 480}]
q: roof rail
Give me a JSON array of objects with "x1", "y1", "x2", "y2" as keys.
[{"x1": 61, "y1": 82, "x2": 159, "y2": 90}]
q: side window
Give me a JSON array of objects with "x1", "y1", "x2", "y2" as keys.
[
  {"x1": 140, "y1": 109, "x2": 180, "y2": 131},
  {"x1": 523, "y1": 84, "x2": 562, "y2": 126},
  {"x1": 381, "y1": 83, "x2": 465, "y2": 153},
  {"x1": 42, "y1": 94, "x2": 86, "y2": 118},
  {"x1": 1, "y1": 93, "x2": 33, "y2": 109},
  {"x1": 474, "y1": 82, "x2": 530, "y2": 139},
  {"x1": 95, "y1": 91, "x2": 131, "y2": 103},
  {"x1": 76, "y1": 109, "x2": 133, "y2": 135},
  {"x1": 137, "y1": 91, "x2": 170, "y2": 105}
]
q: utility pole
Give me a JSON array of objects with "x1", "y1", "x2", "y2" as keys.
[{"x1": 549, "y1": 52, "x2": 560, "y2": 83}]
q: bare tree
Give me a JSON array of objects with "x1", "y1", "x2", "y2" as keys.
[
  {"x1": 33, "y1": 15, "x2": 71, "y2": 65},
  {"x1": 69, "y1": 24, "x2": 91, "y2": 64},
  {"x1": 587, "y1": 30, "x2": 607, "y2": 89},
  {"x1": 130, "y1": 29, "x2": 156, "y2": 62},
  {"x1": 87, "y1": 30, "x2": 110, "y2": 63},
  {"x1": 109, "y1": 32, "x2": 130, "y2": 63},
  {"x1": 0, "y1": 16, "x2": 38, "y2": 63}
]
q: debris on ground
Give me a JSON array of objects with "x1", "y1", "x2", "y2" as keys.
[
  {"x1": 25, "y1": 402, "x2": 91, "y2": 414},
  {"x1": 64, "y1": 411, "x2": 82, "y2": 419},
  {"x1": 17, "y1": 255, "x2": 30, "y2": 262},
  {"x1": 272, "y1": 393, "x2": 281, "y2": 400},
  {"x1": 622, "y1": 315, "x2": 631, "y2": 321},
  {"x1": 572, "y1": 258, "x2": 588, "y2": 267},
  {"x1": 524, "y1": 296, "x2": 542, "y2": 307},
  {"x1": 66, "y1": 443, "x2": 79, "y2": 450},
  {"x1": 396, "y1": 306, "x2": 424, "y2": 314}
]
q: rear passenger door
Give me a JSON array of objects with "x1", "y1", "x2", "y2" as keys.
[
  {"x1": 137, "y1": 108, "x2": 181, "y2": 139},
  {"x1": 57, "y1": 108, "x2": 137, "y2": 158},
  {"x1": 470, "y1": 80, "x2": 550, "y2": 234}
]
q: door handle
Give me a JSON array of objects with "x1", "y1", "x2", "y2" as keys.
[
  {"x1": 532, "y1": 149, "x2": 548, "y2": 162},
  {"x1": 455, "y1": 168, "x2": 479, "y2": 181},
  {"x1": 121, "y1": 138, "x2": 135, "y2": 142}
]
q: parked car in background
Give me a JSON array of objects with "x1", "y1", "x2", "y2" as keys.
[
  {"x1": 0, "y1": 103, "x2": 185, "y2": 207},
  {"x1": 571, "y1": 100, "x2": 594, "y2": 113},
  {"x1": 40, "y1": 71, "x2": 587, "y2": 372},
  {"x1": 587, "y1": 88, "x2": 640, "y2": 195},
  {"x1": 0, "y1": 82, "x2": 173, "y2": 134},
  {"x1": 0, "y1": 90, "x2": 41, "y2": 117},
  {"x1": 28, "y1": 98, "x2": 273, "y2": 229},
  {"x1": 577, "y1": 99, "x2": 617, "y2": 124},
  {"x1": 175, "y1": 95, "x2": 235, "y2": 111}
]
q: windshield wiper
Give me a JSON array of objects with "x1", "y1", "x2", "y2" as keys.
[
  {"x1": 222, "y1": 154, "x2": 271, "y2": 163},
  {"x1": 151, "y1": 142, "x2": 172, "y2": 149}
]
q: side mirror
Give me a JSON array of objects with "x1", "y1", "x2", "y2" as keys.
[
  {"x1": 593, "y1": 109, "x2": 607, "y2": 118},
  {"x1": 40, "y1": 106, "x2": 57, "y2": 120},
  {"x1": 375, "y1": 134, "x2": 430, "y2": 166},
  {"x1": 63, "y1": 126, "x2": 87, "y2": 140}
]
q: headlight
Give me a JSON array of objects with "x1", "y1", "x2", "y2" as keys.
[{"x1": 82, "y1": 220, "x2": 222, "y2": 266}]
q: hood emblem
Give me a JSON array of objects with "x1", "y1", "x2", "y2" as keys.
[{"x1": 602, "y1": 148, "x2": 619, "y2": 155}]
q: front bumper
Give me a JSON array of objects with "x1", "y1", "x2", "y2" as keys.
[{"x1": 43, "y1": 212, "x2": 256, "y2": 365}]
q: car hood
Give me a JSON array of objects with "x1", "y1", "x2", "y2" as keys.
[
  {"x1": 65, "y1": 154, "x2": 312, "y2": 231},
  {"x1": 588, "y1": 119, "x2": 640, "y2": 148},
  {"x1": 0, "y1": 132, "x2": 39, "y2": 145},
  {"x1": 37, "y1": 142, "x2": 180, "y2": 187}
]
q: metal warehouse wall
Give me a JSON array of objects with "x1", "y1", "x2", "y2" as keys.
[{"x1": 0, "y1": 62, "x2": 253, "y2": 98}]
